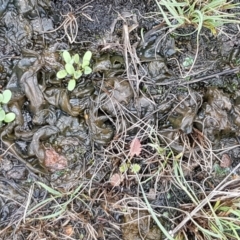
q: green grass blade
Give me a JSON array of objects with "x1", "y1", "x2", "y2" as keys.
[
  {"x1": 36, "y1": 181, "x2": 62, "y2": 196},
  {"x1": 192, "y1": 218, "x2": 223, "y2": 238},
  {"x1": 36, "y1": 208, "x2": 66, "y2": 220},
  {"x1": 136, "y1": 174, "x2": 175, "y2": 240},
  {"x1": 192, "y1": 10, "x2": 203, "y2": 35},
  {"x1": 155, "y1": 0, "x2": 172, "y2": 26},
  {"x1": 27, "y1": 197, "x2": 54, "y2": 215},
  {"x1": 173, "y1": 160, "x2": 199, "y2": 204},
  {"x1": 72, "y1": 183, "x2": 83, "y2": 196}
]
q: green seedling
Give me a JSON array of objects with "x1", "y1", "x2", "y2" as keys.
[
  {"x1": 213, "y1": 163, "x2": 230, "y2": 177},
  {"x1": 130, "y1": 163, "x2": 141, "y2": 174},
  {"x1": 119, "y1": 162, "x2": 141, "y2": 174},
  {"x1": 0, "y1": 90, "x2": 15, "y2": 125},
  {"x1": 119, "y1": 162, "x2": 129, "y2": 173},
  {"x1": 182, "y1": 57, "x2": 194, "y2": 68},
  {"x1": 57, "y1": 50, "x2": 92, "y2": 91}
]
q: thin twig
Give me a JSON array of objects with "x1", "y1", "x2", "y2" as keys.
[
  {"x1": 155, "y1": 67, "x2": 240, "y2": 86},
  {"x1": 170, "y1": 163, "x2": 240, "y2": 236}
]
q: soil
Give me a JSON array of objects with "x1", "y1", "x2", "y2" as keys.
[{"x1": 0, "y1": 0, "x2": 240, "y2": 239}]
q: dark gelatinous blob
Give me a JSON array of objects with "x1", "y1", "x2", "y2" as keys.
[
  {"x1": 28, "y1": 125, "x2": 60, "y2": 163},
  {"x1": 0, "y1": 0, "x2": 10, "y2": 17},
  {"x1": 168, "y1": 90, "x2": 202, "y2": 134},
  {"x1": 44, "y1": 88, "x2": 81, "y2": 117}
]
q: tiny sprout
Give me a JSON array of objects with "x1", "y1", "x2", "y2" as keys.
[
  {"x1": 119, "y1": 163, "x2": 129, "y2": 173},
  {"x1": 119, "y1": 162, "x2": 141, "y2": 174},
  {"x1": 56, "y1": 50, "x2": 92, "y2": 91},
  {"x1": 131, "y1": 164, "x2": 141, "y2": 174},
  {"x1": 0, "y1": 89, "x2": 15, "y2": 126},
  {"x1": 182, "y1": 57, "x2": 194, "y2": 68}
]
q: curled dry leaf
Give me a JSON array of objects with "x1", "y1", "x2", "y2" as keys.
[
  {"x1": 44, "y1": 148, "x2": 68, "y2": 171},
  {"x1": 220, "y1": 153, "x2": 232, "y2": 168},
  {"x1": 129, "y1": 137, "x2": 142, "y2": 157},
  {"x1": 110, "y1": 173, "x2": 124, "y2": 187}
]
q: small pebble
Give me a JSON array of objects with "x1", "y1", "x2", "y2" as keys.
[{"x1": 220, "y1": 153, "x2": 232, "y2": 168}]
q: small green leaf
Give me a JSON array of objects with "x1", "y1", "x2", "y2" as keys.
[
  {"x1": 73, "y1": 54, "x2": 80, "y2": 64},
  {"x1": 131, "y1": 164, "x2": 141, "y2": 174},
  {"x1": 68, "y1": 79, "x2": 76, "y2": 91},
  {"x1": 65, "y1": 63, "x2": 75, "y2": 75},
  {"x1": 70, "y1": 58, "x2": 75, "y2": 65},
  {"x1": 0, "y1": 109, "x2": 5, "y2": 121},
  {"x1": 57, "y1": 69, "x2": 67, "y2": 79},
  {"x1": 83, "y1": 50, "x2": 92, "y2": 62},
  {"x1": 74, "y1": 70, "x2": 82, "y2": 79},
  {"x1": 119, "y1": 163, "x2": 129, "y2": 173},
  {"x1": 82, "y1": 61, "x2": 89, "y2": 68},
  {"x1": 4, "y1": 112, "x2": 15, "y2": 123},
  {"x1": 0, "y1": 94, "x2": 3, "y2": 103},
  {"x1": 62, "y1": 51, "x2": 72, "y2": 63},
  {"x1": 2, "y1": 90, "x2": 12, "y2": 104},
  {"x1": 84, "y1": 66, "x2": 92, "y2": 75}
]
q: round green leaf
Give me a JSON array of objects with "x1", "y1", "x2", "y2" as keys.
[
  {"x1": 119, "y1": 163, "x2": 129, "y2": 173},
  {"x1": 84, "y1": 66, "x2": 92, "y2": 75},
  {"x1": 62, "y1": 51, "x2": 72, "y2": 63},
  {"x1": 57, "y1": 69, "x2": 67, "y2": 79},
  {"x1": 4, "y1": 112, "x2": 15, "y2": 123},
  {"x1": 83, "y1": 51, "x2": 92, "y2": 62},
  {"x1": 73, "y1": 54, "x2": 80, "y2": 64},
  {"x1": 131, "y1": 164, "x2": 141, "y2": 174},
  {"x1": 0, "y1": 109, "x2": 5, "y2": 121},
  {"x1": 74, "y1": 70, "x2": 82, "y2": 79},
  {"x1": 0, "y1": 94, "x2": 3, "y2": 103},
  {"x1": 67, "y1": 79, "x2": 76, "y2": 91},
  {"x1": 2, "y1": 90, "x2": 12, "y2": 104},
  {"x1": 65, "y1": 63, "x2": 75, "y2": 75}
]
